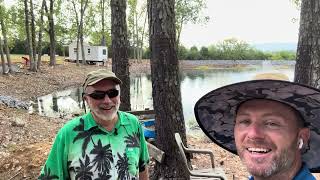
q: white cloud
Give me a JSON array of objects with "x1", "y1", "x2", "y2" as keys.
[{"x1": 180, "y1": 0, "x2": 300, "y2": 48}]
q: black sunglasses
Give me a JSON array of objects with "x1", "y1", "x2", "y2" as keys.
[{"x1": 85, "y1": 89, "x2": 119, "y2": 100}]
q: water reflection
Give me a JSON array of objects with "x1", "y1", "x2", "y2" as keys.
[
  {"x1": 35, "y1": 88, "x2": 84, "y2": 118},
  {"x1": 32, "y1": 64, "x2": 295, "y2": 128}
]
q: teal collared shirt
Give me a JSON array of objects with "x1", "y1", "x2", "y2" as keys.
[{"x1": 248, "y1": 163, "x2": 316, "y2": 180}]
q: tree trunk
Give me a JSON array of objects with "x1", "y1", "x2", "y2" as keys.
[
  {"x1": 71, "y1": 1, "x2": 80, "y2": 66},
  {"x1": 80, "y1": 0, "x2": 85, "y2": 65},
  {"x1": 139, "y1": 9, "x2": 147, "y2": 60},
  {"x1": 24, "y1": 0, "x2": 35, "y2": 72},
  {"x1": 80, "y1": 24, "x2": 86, "y2": 65},
  {"x1": 111, "y1": 0, "x2": 131, "y2": 111},
  {"x1": 30, "y1": 0, "x2": 37, "y2": 71},
  {"x1": 101, "y1": 0, "x2": 106, "y2": 46},
  {"x1": 0, "y1": 36, "x2": 6, "y2": 74},
  {"x1": 37, "y1": 0, "x2": 46, "y2": 70},
  {"x1": 308, "y1": 0, "x2": 320, "y2": 88},
  {"x1": 135, "y1": 9, "x2": 138, "y2": 60},
  {"x1": 0, "y1": 5, "x2": 12, "y2": 73},
  {"x1": 294, "y1": 0, "x2": 320, "y2": 88},
  {"x1": 48, "y1": 0, "x2": 56, "y2": 66},
  {"x1": 80, "y1": 0, "x2": 89, "y2": 65},
  {"x1": 149, "y1": 0, "x2": 188, "y2": 179}
]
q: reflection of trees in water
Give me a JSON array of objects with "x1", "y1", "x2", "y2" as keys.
[
  {"x1": 131, "y1": 74, "x2": 145, "y2": 110},
  {"x1": 181, "y1": 68, "x2": 257, "y2": 81},
  {"x1": 180, "y1": 71, "x2": 205, "y2": 81},
  {"x1": 76, "y1": 88, "x2": 83, "y2": 109},
  {"x1": 38, "y1": 99, "x2": 44, "y2": 115},
  {"x1": 52, "y1": 96, "x2": 58, "y2": 112},
  {"x1": 131, "y1": 73, "x2": 152, "y2": 80},
  {"x1": 35, "y1": 88, "x2": 84, "y2": 118}
]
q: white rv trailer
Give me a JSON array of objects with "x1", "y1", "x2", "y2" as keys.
[{"x1": 67, "y1": 41, "x2": 108, "y2": 64}]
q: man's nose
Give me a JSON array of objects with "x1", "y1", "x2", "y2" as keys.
[
  {"x1": 102, "y1": 95, "x2": 112, "y2": 102},
  {"x1": 247, "y1": 124, "x2": 265, "y2": 139}
]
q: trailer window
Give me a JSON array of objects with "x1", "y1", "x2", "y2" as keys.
[{"x1": 103, "y1": 49, "x2": 107, "y2": 55}]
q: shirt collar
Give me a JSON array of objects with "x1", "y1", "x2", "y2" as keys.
[
  {"x1": 248, "y1": 163, "x2": 315, "y2": 180},
  {"x1": 293, "y1": 163, "x2": 315, "y2": 180}
]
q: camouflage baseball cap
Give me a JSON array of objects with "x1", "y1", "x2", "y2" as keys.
[
  {"x1": 83, "y1": 69, "x2": 122, "y2": 90},
  {"x1": 194, "y1": 79, "x2": 320, "y2": 173}
]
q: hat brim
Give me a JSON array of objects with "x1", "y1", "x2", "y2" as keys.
[
  {"x1": 87, "y1": 77, "x2": 122, "y2": 86},
  {"x1": 194, "y1": 79, "x2": 320, "y2": 173}
]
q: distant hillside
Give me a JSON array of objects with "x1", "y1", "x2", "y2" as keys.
[{"x1": 253, "y1": 42, "x2": 297, "y2": 52}]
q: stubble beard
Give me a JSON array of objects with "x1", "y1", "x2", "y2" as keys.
[
  {"x1": 93, "y1": 103, "x2": 120, "y2": 122},
  {"x1": 239, "y1": 145, "x2": 295, "y2": 178}
]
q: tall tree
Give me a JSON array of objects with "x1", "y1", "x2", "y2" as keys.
[
  {"x1": 149, "y1": 0, "x2": 188, "y2": 179},
  {"x1": 46, "y1": 0, "x2": 56, "y2": 66},
  {"x1": 24, "y1": 0, "x2": 35, "y2": 71},
  {"x1": 111, "y1": 0, "x2": 131, "y2": 111},
  {"x1": 0, "y1": 36, "x2": 6, "y2": 74},
  {"x1": 80, "y1": 0, "x2": 89, "y2": 65},
  {"x1": 175, "y1": 0, "x2": 209, "y2": 47},
  {"x1": 71, "y1": 0, "x2": 89, "y2": 65},
  {"x1": 0, "y1": 3, "x2": 12, "y2": 73},
  {"x1": 71, "y1": 0, "x2": 81, "y2": 66},
  {"x1": 36, "y1": 0, "x2": 46, "y2": 70},
  {"x1": 30, "y1": 0, "x2": 37, "y2": 71},
  {"x1": 294, "y1": 0, "x2": 320, "y2": 88},
  {"x1": 128, "y1": 0, "x2": 148, "y2": 60},
  {"x1": 100, "y1": 0, "x2": 107, "y2": 46}
]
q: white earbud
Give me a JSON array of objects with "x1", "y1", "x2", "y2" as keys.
[{"x1": 298, "y1": 138, "x2": 303, "y2": 149}]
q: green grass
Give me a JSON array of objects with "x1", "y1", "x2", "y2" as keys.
[
  {"x1": 9, "y1": 54, "x2": 66, "y2": 64},
  {"x1": 194, "y1": 65, "x2": 210, "y2": 70}
]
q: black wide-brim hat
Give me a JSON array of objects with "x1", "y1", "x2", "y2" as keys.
[{"x1": 194, "y1": 80, "x2": 320, "y2": 173}]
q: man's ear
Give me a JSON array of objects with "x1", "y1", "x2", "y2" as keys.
[{"x1": 299, "y1": 127, "x2": 310, "y2": 148}]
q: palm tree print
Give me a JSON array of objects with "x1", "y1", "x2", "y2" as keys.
[
  {"x1": 73, "y1": 118, "x2": 107, "y2": 157},
  {"x1": 38, "y1": 165, "x2": 59, "y2": 180},
  {"x1": 90, "y1": 139, "x2": 113, "y2": 173},
  {"x1": 75, "y1": 155, "x2": 94, "y2": 180},
  {"x1": 94, "y1": 172, "x2": 112, "y2": 180},
  {"x1": 124, "y1": 132, "x2": 140, "y2": 148},
  {"x1": 115, "y1": 153, "x2": 130, "y2": 180}
]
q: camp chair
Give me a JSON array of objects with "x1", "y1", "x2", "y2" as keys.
[{"x1": 174, "y1": 133, "x2": 226, "y2": 180}]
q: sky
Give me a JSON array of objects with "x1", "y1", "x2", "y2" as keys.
[{"x1": 180, "y1": 0, "x2": 301, "y2": 48}]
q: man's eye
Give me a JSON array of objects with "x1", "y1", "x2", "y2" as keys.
[
  {"x1": 265, "y1": 121, "x2": 280, "y2": 128},
  {"x1": 237, "y1": 119, "x2": 250, "y2": 125}
]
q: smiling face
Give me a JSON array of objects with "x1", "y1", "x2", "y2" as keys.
[
  {"x1": 234, "y1": 99, "x2": 309, "y2": 179},
  {"x1": 84, "y1": 79, "x2": 120, "y2": 124}
]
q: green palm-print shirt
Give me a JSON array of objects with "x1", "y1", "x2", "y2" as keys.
[{"x1": 39, "y1": 111, "x2": 150, "y2": 180}]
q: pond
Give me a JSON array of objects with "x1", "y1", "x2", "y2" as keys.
[{"x1": 30, "y1": 63, "x2": 295, "y2": 131}]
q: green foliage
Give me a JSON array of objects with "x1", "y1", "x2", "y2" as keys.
[
  {"x1": 142, "y1": 48, "x2": 150, "y2": 59},
  {"x1": 175, "y1": 0, "x2": 209, "y2": 45},
  {"x1": 177, "y1": 45, "x2": 188, "y2": 60},
  {"x1": 2, "y1": 1, "x2": 297, "y2": 62},
  {"x1": 186, "y1": 46, "x2": 200, "y2": 60},
  {"x1": 268, "y1": 51, "x2": 296, "y2": 60},
  {"x1": 10, "y1": 39, "x2": 26, "y2": 54},
  {"x1": 199, "y1": 46, "x2": 209, "y2": 60},
  {"x1": 174, "y1": 38, "x2": 294, "y2": 61}
]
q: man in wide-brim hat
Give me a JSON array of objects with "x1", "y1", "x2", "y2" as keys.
[{"x1": 194, "y1": 80, "x2": 320, "y2": 179}]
